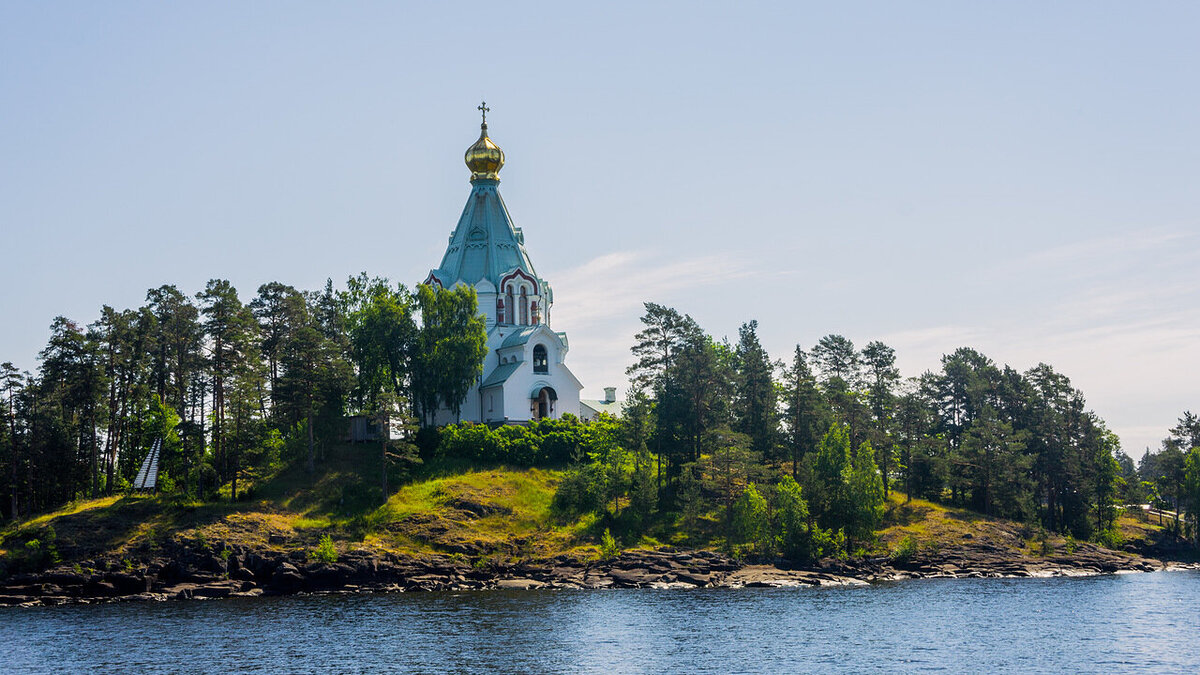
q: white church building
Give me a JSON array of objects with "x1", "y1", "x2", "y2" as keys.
[{"x1": 424, "y1": 106, "x2": 583, "y2": 424}]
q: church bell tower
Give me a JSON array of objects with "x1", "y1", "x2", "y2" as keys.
[{"x1": 423, "y1": 103, "x2": 582, "y2": 424}]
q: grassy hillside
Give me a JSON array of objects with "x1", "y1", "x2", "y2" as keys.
[
  {"x1": 875, "y1": 492, "x2": 1177, "y2": 560},
  {"x1": 0, "y1": 443, "x2": 603, "y2": 567},
  {"x1": 0, "y1": 444, "x2": 1181, "y2": 573}
]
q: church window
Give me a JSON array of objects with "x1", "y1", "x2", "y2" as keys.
[
  {"x1": 533, "y1": 344, "x2": 548, "y2": 373},
  {"x1": 496, "y1": 298, "x2": 505, "y2": 324},
  {"x1": 506, "y1": 286, "x2": 515, "y2": 324},
  {"x1": 520, "y1": 287, "x2": 529, "y2": 325},
  {"x1": 531, "y1": 301, "x2": 540, "y2": 325}
]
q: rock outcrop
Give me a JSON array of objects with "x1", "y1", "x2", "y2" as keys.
[{"x1": 0, "y1": 541, "x2": 1182, "y2": 607}]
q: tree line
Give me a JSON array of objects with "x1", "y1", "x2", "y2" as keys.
[
  {"x1": 549, "y1": 302, "x2": 1200, "y2": 556},
  {"x1": 3, "y1": 286, "x2": 1197, "y2": 556},
  {"x1": 0, "y1": 276, "x2": 486, "y2": 520}
]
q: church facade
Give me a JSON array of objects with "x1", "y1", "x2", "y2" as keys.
[{"x1": 424, "y1": 107, "x2": 582, "y2": 424}]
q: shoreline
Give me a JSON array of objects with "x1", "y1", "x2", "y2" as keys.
[{"x1": 1, "y1": 542, "x2": 1193, "y2": 607}]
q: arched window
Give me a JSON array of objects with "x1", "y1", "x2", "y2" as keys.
[
  {"x1": 533, "y1": 344, "x2": 548, "y2": 373},
  {"x1": 496, "y1": 297, "x2": 505, "y2": 324},
  {"x1": 531, "y1": 301, "x2": 540, "y2": 325},
  {"x1": 505, "y1": 285, "x2": 515, "y2": 324},
  {"x1": 520, "y1": 287, "x2": 529, "y2": 325}
]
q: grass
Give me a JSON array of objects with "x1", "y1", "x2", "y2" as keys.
[
  {"x1": 370, "y1": 466, "x2": 593, "y2": 558},
  {"x1": 8, "y1": 451, "x2": 1178, "y2": 572},
  {"x1": 876, "y1": 492, "x2": 1027, "y2": 557},
  {"x1": 0, "y1": 444, "x2": 603, "y2": 568}
]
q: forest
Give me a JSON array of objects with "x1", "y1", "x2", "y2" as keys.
[{"x1": 2, "y1": 281, "x2": 1199, "y2": 559}]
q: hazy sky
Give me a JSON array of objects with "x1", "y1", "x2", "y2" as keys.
[{"x1": 2, "y1": 2, "x2": 1197, "y2": 456}]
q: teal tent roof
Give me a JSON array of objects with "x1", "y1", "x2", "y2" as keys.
[
  {"x1": 500, "y1": 325, "x2": 567, "y2": 350},
  {"x1": 428, "y1": 178, "x2": 540, "y2": 289},
  {"x1": 480, "y1": 361, "x2": 521, "y2": 389},
  {"x1": 501, "y1": 327, "x2": 537, "y2": 348}
]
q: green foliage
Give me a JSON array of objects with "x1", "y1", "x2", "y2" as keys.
[
  {"x1": 308, "y1": 534, "x2": 339, "y2": 563},
  {"x1": 628, "y1": 465, "x2": 656, "y2": 524},
  {"x1": 730, "y1": 483, "x2": 769, "y2": 555},
  {"x1": 438, "y1": 416, "x2": 621, "y2": 467},
  {"x1": 890, "y1": 534, "x2": 919, "y2": 562},
  {"x1": 599, "y1": 527, "x2": 619, "y2": 559},
  {"x1": 772, "y1": 475, "x2": 816, "y2": 561},
  {"x1": 412, "y1": 284, "x2": 488, "y2": 425},
  {"x1": 553, "y1": 463, "x2": 608, "y2": 515},
  {"x1": 1094, "y1": 527, "x2": 1124, "y2": 550},
  {"x1": 1183, "y1": 447, "x2": 1200, "y2": 547}
]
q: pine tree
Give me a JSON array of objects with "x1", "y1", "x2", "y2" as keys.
[
  {"x1": 732, "y1": 321, "x2": 778, "y2": 458},
  {"x1": 781, "y1": 346, "x2": 826, "y2": 478}
]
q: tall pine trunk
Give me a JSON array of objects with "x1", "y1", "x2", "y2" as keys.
[
  {"x1": 306, "y1": 402, "x2": 315, "y2": 475},
  {"x1": 380, "y1": 412, "x2": 389, "y2": 500},
  {"x1": 8, "y1": 397, "x2": 17, "y2": 519}
]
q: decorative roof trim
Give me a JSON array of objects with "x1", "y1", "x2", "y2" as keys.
[{"x1": 499, "y1": 268, "x2": 539, "y2": 295}]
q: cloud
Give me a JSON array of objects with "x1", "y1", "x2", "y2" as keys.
[
  {"x1": 545, "y1": 249, "x2": 754, "y2": 398},
  {"x1": 1011, "y1": 228, "x2": 1195, "y2": 271},
  {"x1": 548, "y1": 250, "x2": 754, "y2": 330}
]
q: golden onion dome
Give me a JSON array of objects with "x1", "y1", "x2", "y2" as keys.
[{"x1": 465, "y1": 123, "x2": 505, "y2": 181}]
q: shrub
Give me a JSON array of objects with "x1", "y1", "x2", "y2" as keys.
[
  {"x1": 890, "y1": 535, "x2": 919, "y2": 562},
  {"x1": 599, "y1": 528, "x2": 619, "y2": 559},
  {"x1": 812, "y1": 527, "x2": 845, "y2": 559},
  {"x1": 309, "y1": 534, "x2": 339, "y2": 563},
  {"x1": 773, "y1": 476, "x2": 815, "y2": 562},
  {"x1": 731, "y1": 484, "x2": 770, "y2": 556},
  {"x1": 628, "y1": 466, "x2": 656, "y2": 524},
  {"x1": 552, "y1": 463, "x2": 608, "y2": 515},
  {"x1": 1095, "y1": 527, "x2": 1124, "y2": 550}
]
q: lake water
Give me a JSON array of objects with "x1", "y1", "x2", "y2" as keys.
[{"x1": 3, "y1": 571, "x2": 1197, "y2": 673}]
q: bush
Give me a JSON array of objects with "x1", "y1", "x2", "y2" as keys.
[
  {"x1": 599, "y1": 528, "x2": 619, "y2": 559},
  {"x1": 812, "y1": 527, "x2": 845, "y2": 559},
  {"x1": 552, "y1": 463, "x2": 608, "y2": 515},
  {"x1": 889, "y1": 535, "x2": 919, "y2": 562},
  {"x1": 1095, "y1": 527, "x2": 1124, "y2": 550},
  {"x1": 435, "y1": 416, "x2": 622, "y2": 467},
  {"x1": 773, "y1": 476, "x2": 815, "y2": 561},
  {"x1": 628, "y1": 466, "x2": 656, "y2": 524},
  {"x1": 731, "y1": 484, "x2": 770, "y2": 556},
  {"x1": 308, "y1": 534, "x2": 339, "y2": 563}
]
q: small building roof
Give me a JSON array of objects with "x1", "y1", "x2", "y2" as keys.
[
  {"x1": 480, "y1": 361, "x2": 521, "y2": 389},
  {"x1": 580, "y1": 399, "x2": 623, "y2": 418}
]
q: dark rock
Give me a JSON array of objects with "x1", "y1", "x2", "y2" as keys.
[
  {"x1": 43, "y1": 571, "x2": 87, "y2": 587},
  {"x1": 0, "y1": 595, "x2": 36, "y2": 605},
  {"x1": 192, "y1": 583, "x2": 236, "y2": 599},
  {"x1": 674, "y1": 572, "x2": 711, "y2": 587},
  {"x1": 269, "y1": 563, "x2": 304, "y2": 593},
  {"x1": 86, "y1": 580, "x2": 118, "y2": 596},
  {"x1": 106, "y1": 572, "x2": 151, "y2": 595},
  {"x1": 231, "y1": 567, "x2": 257, "y2": 582},
  {"x1": 446, "y1": 497, "x2": 513, "y2": 518},
  {"x1": 608, "y1": 569, "x2": 657, "y2": 588},
  {"x1": 304, "y1": 563, "x2": 355, "y2": 589}
]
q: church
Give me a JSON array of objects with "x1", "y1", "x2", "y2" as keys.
[{"x1": 423, "y1": 105, "x2": 583, "y2": 425}]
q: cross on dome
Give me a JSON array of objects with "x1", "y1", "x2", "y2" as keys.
[{"x1": 478, "y1": 100, "x2": 489, "y2": 125}]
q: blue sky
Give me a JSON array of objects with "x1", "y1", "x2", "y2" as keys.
[{"x1": 2, "y1": 2, "x2": 1197, "y2": 455}]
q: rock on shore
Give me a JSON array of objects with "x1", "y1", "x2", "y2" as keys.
[{"x1": 0, "y1": 542, "x2": 1180, "y2": 607}]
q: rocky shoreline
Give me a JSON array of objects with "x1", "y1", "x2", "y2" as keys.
[{"x1": 2, "y1": 539, "x2": 1193, "y2": 607}]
